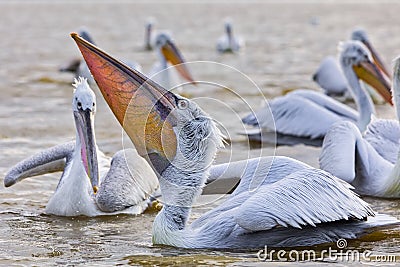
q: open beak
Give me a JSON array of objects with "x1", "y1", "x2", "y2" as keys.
[
  {"x1": 74, "y1": 108, "x2": 99, "y2": 194},
  {"x1": 353, "y1": 60, "x2": 393, "y2": 105},
  {"x1": 161, "y1": 40, "x2": 196, "y2": 85},
  {"x1": 361, "y1": 39, "x2": 390, "y2": 78},
  {"x1": 71, "y1": 33, "x2": 178, "y2": 174}
]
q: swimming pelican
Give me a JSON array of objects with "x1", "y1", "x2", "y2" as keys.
[
  {"x1": 71, "y1": 33, "x2": 398, "y2": 248},
  {"x1": 144, "y1": 17, "x2": 156, "y2": 51},
  {"x1": 313, "y1": 29, "x2": 390, "y2": 97},
  {"x1": 216, "y1": 19, "x2": 244, "y2": 53},
  {"x1": 59, "y1": 29, "x2": 97, "y2": 83},
  {"x1": 319, "y1": 57, "x2": 400, "y2": 198},
  {"x1": 60, "y1": 29, "x2": 142, "y2": 84},
  {"x1": 242, "y1": 41, "x2": 392, "y2": 146},
  {"x1": 148, "y1": 32, "x2": 196, "y2": 91},
  {"x1": 4, "y1": 77, "x2": 159, "y2": 216}
]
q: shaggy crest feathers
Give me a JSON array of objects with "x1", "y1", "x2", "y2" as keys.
[{"x1": 73, "y1": 77, "x2": 90, "y2": 92}]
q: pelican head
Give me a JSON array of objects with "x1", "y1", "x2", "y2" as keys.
[
  {"x1": 351, "y1": 28, "x2": 390, "y2": 77},
  {"x1": 72, "y1": 77, "x2": 99, "y2": 193},
  {"x1": 339, "y1": 40, "x2": 392, "y2": 105},
  {"x1": 71, "y1": 33, "x2": 221, "y2": 178},
  {"x1": 78, "y1": 28, "x2": 96, "y2": 45},
  {"x1": 154, "y1": 32, "x2": 196, "y2": 84}
]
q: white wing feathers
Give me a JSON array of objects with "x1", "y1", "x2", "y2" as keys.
[
  {"x1": 364, "y1": 118, "x2": 400, "y2": 164},
  {"x1": 235, "y1": 168, "x2": 374, "y2": 232},
  {"x1": 288, "y1": 90, "x2": 358, "y2": 120},
  {"x1": 243, "y1": 90, "x2": 358, "y2": 139}
]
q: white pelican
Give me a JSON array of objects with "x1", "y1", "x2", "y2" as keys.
[
  {"x1": 4, "y1": 77, "x2": 159, "y2": 216},
  {"x1": 242, "y1": 41, "x2": 392, "y2": 146},
  {"x1": 60, "y1": 29, "x2": 142, "y2": 84},
  {"x1": 72, "y1": 33, "x2": 398, "y2": 248},
  {"x1": 148, "y1": 32, "x2": 196, "y2": 91},
  {"x1": 313, "y1": 29, "x2": 390, "y2": 97},
  {"x1": 312, "y1": 56, "x2": 350, "y2": 97},
  {"x1": 216, "y1": 19, "x2": 244, "y2": 53},
  {"x1": 319, "y1": 57, "x2": 400, "y2": 198}
]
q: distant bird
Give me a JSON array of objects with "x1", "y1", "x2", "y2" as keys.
[
  {"x1": 241, "y1": 41, "x2": 392, "y2": 146},
  {"x1": 313, "y1": 29, "x2": 390, "y2": 97},
  {"x1": 216, "y1": 20, "x2": 244, "y2": 53},
  {"x1": 148, "y1": 32, "x2": 196, "y2": 90},
  {"x1": 71, "y1": 33, "x2": 398, "y2": 249},
  {"x1": 144, "y1": 17, "x2": 156, "y2": 51},
  {"x1": 320, "y1": 56, "x2": 400, "y2": 198},
  {"x1": 60, "y1": 29, "x2": 142, "y2": 84},
  {"x1": 4, "y1": 78, "x2": 159, "y2": 216}
]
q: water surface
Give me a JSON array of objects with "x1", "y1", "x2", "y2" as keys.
[{"x1": 1, "y1": 1, "x2": 400, "y2": 265}]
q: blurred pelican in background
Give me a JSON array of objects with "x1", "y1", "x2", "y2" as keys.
[
  {"x1": 148, "y1": 32, "x2": 196, "y2": 91},
  {"x1": 72, "y1": 33, "x2": 398, "y2": 249},
  {"x1": 60, "y1": 28, "x2": 142, "y2": 84},
  {"x1": 144, "y1": 17, "x2": 156, "y2": 51},
  {"x1": 320, "y1": 56, "x2": 400, "y2": 198},
  {"x1": 313, "y1": 29, "x2": 390, "y2": 98},
  {"x1": 4, "y1": 78, "x2": 159, "y2": 216},
  {"x1": 242, "y1": 41, "x2": 392, "y2": 146},
  {"x1": 216, "y1": 19, "x2": 245, "y2": 53}
]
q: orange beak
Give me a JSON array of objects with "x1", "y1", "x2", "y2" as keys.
[
  {"x1": 161, "y1": 40, "x2": 196, "y2": 85},
  {"x1": 361, "y1": 39, "x2": 390, "y2": 79},
  {"x1": 353, "y1": 60, "x2": 393, "y2": 105},
  {"x1": 70, "y1": 32, "x2": 178, "y2": 172}
]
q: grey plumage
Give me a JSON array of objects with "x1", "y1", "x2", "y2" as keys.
[{"x1": 96, "y1": 149, "x2": 159, "y2": 212}]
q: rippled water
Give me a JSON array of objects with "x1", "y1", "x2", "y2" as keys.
[{"x1": 1, "y1": 1, "x2": 400, "y2": 265}]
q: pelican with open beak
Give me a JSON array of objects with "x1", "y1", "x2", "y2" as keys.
[{"x1": 71, "y1": 33, "x2": 398, "y2": 248}]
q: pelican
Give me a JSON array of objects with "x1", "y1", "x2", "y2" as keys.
[
  {"x1": 313, "y1": 29, "x2": 390, "y2": 97},
  {"x1": 144, "y1": 17, "x2": 156, "y2": 51},
  {"x1": 242, "y1": 41, "x2": 392, "y2": 146},
  {"x1": 72, "y1": 33, "x2": 398, "y2": 248},
  {"x1": 216, "y1": 19, "x2": 244, "y2": 53},
  {"x1": 59, "y1": 29, "x2": 96, "y2": 83},
  {"x1": 319, "y1": 57, "x2": 400, "y2": 198},
  {"x1": 4, "y1": 77, "x2": 159, "y2": 216},
  {"x1": 60, "y1": 29, "x2": 142, "y2": 84},
  {"x1": 148, "y1": 32, "x2": 196, "y2": 91}
]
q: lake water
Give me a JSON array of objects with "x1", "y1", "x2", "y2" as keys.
[{"x1": 1, "y1": 1, "x2": 400, "y2": 265}]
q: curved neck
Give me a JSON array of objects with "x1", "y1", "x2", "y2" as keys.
[
  {"x1": 156, "y1": 47, "x2": 168, "y2": 69},
  {"x1": 145, "y1": 25, "x2": 152, "y2": 48},
  {"x1": 155, "y1": 159, "x2": 209, "y2": 232},
  {"x1": 155, "y1": 47, "x2": 170, "y2": 88},
  {"x1": 342, "y1": 66, "x2": 375, "y2": 132}
]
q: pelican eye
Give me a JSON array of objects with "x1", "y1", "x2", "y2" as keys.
[{"x1": 177, "y1": 99, "x2": 188, "y2": 110}]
